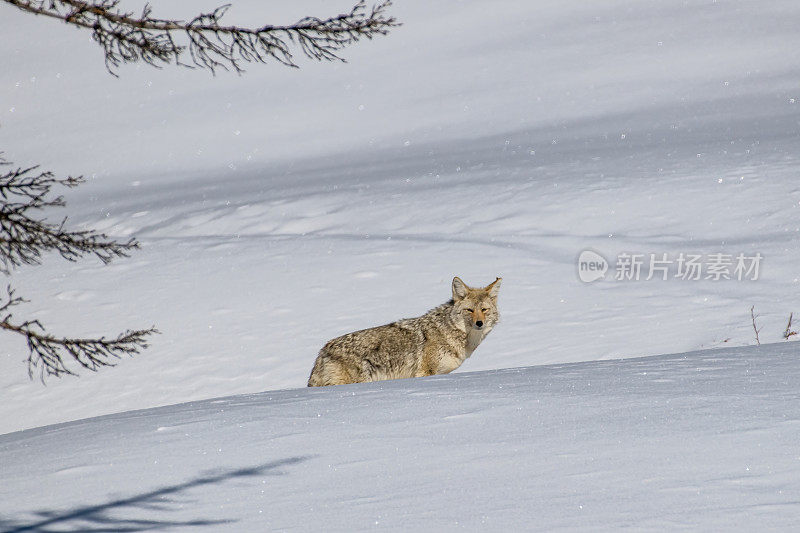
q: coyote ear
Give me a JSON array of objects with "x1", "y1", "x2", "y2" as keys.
[
  {"x1": 486, "y1": 277, "x2": 502, "y2": 299},
  {"x1": 452, "y1": 277, "x2": 468, "y2": 301}
]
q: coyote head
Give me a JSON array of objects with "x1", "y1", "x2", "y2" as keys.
[{"x1": 451, "y1": 276, "x2": 501, "y2": 332}]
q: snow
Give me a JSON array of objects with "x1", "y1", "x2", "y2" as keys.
[
  {"x1": 1, "y1": 0, "x2": 800, "y2": 527},
  {"x1": 2, "y1": 343, "x2": 800, "y2": 530}
]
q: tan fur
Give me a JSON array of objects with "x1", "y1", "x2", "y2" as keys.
[{"x1": 307, "y1": 277, "x2": 501, "y2": 386}]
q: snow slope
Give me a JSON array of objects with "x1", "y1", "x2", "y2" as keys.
[
  {"x1": 1, "y1": 0, "x2": 800, "y2": 437},
  {"x1": 2, "y1": 343, "x2": 800, "y2": 531}
]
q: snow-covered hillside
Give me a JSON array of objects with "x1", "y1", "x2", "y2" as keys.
[
  {"x1": 2, "y1": 343, "x2": 800, "y2": 531},
  {"x1": 2, "y1": 0, "x2": 799, "y2": 440}
]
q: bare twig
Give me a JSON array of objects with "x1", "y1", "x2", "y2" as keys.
[
  {"x1": 0, "y1": 286, "x2": 158, "y2": 381},
  {"x1": 783, "y1": 312, "x2": 797, "y2": 340},
  {"x1": 0, "y1": 154, "x2": 156, "y2": 381},
  {"x1": 5, "y1": 0, "x2": 399, "y2": 76},
  {"x1": 750, "y1": 305, "x2": 762, "y2": 346},
  {"x1": 0, "y1": 156, "x2": 138, "y2": 273}
]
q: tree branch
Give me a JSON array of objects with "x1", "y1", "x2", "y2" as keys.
[
  {"x1": 5, "y1": 0, "x2": 399, "y2": 75},
  {"x1": 0, "y1": 155, "x2": 155, "y2": 380},
  {"x1": 0, "y1": 285, "x2": 158, "y2": 381},
  {"x1": 0, "y1": 156, "x2": 138, "y2": 273}
]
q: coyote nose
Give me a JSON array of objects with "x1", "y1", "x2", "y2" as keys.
[{"x1": 475, "y1": 320, "x2": 483, "y2": 328}]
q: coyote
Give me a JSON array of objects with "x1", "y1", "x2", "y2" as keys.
[{"x1": 307, "y1": 277, "x2": 501, "y2": 386}]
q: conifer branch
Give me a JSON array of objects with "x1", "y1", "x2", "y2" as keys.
[
  {"x1": 4, "y1": 0, "x2": 399, "y2": 75},
  {"x1": 0, "y1": 156, "x2": 138, "y2": 273},
  {"x1": 0, "y1": 285, "x2": 158, "y2": 381},
  {"x1": 0, "y1": 155, "x2": 157, "y2": 381}
]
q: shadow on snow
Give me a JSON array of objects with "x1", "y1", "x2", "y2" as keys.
[{"x1": 0, "y1": 456, "x2": 309, "y2": 532}]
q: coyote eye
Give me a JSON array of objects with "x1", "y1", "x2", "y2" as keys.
[
  {"x1": 465, "y1": 308, "x2": 474, "y2": 312},
  {"x1": 481, "y1": 308, "x2": 488, "y2": 312}
]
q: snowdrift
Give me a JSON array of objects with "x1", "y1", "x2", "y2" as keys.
[{"x1": 2, "y1": 343, "x2": 799, "y2": 531}]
